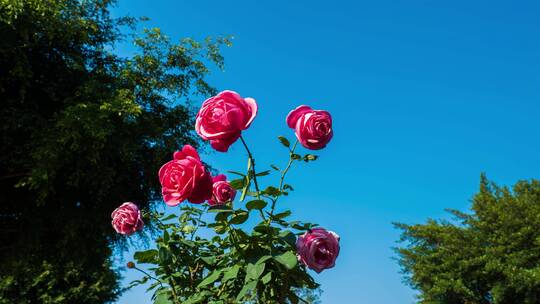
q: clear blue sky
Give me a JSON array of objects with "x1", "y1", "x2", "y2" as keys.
[{"x1": 111, "y1": 1, "x2": 540, "y2": 303}]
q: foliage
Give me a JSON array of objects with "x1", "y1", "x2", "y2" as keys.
[
  {"x1": 130, "y1": 137, "x2": 325, "y2": 303},
  {"x1": 0, "y1": 0, "x2": 229, "y2": 302},
  {"x1": 395, "y1": 175, "x2": 540, "y2": 304}
]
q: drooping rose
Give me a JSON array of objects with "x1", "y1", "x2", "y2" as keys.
[
  {"x1": 195, "y1": 90, "x2": 258, "y2": 152},
  {"x1": 208, "y1": 174, "x2": 236, "y2": 206},
  {"x1": 111, "y1": 202, "x2": 144, "y2": 235},
  {"x1": 286, "y1": 105, "x2": 333, "y2": 150},
  {"x1": 158, "y1": 145, "x2": 213, "y2": 206},
  {"x1": 296, "y1": 227, "x2": 340, "y2": 273}
]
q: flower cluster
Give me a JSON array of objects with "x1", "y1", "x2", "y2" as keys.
[{"x1": 111, "y1": 90, "x2": 340, "y2": 301}]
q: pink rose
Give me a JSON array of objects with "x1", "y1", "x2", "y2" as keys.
[
  {"x1": 286, "y1": 105, "x2": 333, "y2": 150},
  {"x1": 158, "y1": 145, "x2": 213, "y2": 206},
  {"x1": 111, "y1": 202, "x2": 144, "y2": 235},
  {"x1": 195, "y1": 90, "x2": 258, "y2": 152},
  {"x1": 296, "y1": 228, "x2": 340, "y2": 273},
  {"x1": 208, "y1": 174, "x2": 236, "y2": 206}
]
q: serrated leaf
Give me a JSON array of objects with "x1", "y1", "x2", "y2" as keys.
[
  {"x1": 246, "y1": 199, "x2": 268, "y2": 210},
  {"x1": 274, "y1": 251, "x2": 298, "y2": 269}
]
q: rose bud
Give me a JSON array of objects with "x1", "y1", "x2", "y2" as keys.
[
  {"x1": 158, "y1": 145, "x2": 213, "y2": 206},
  {"x1": 208, "y1": 174, "x2": 236, "y2": 206},
  {"x1": 111, "y1": 202, "x2": 144, "y2": 235},
  {"x1": 296, "y1": 227, "x2": 340, "y2": 273},
  {"x1": 195, "y1": 90, "x2": 258, "y2": 152},
  {"x1": 286, "y1": 105, "x2": 333, "y2": 150},
  {"x1": 126, "y1": 261, "x2": 135, "y2": 269}
]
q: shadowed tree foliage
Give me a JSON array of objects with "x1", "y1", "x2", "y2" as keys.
[
  {"x1": 395, "y1": 175, "x2": 540, "y2": 304},
  {"x1": 0, "y1": 0, "x2": 229, "y2": 302}
]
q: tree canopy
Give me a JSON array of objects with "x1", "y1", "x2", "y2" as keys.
[
  {"x1": 0, "y1": 0, "x2": 229, "y2": 302},
  {"x1": 395, "y1": 175, "x2": 540, "y2": 304}
]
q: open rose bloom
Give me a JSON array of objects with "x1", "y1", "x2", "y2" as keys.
[
  {"x1": 195, "y1": 90, "x2": 258, "y2": 152},
  {"x1": 158, "y1": 145, "x2": 213, "y2": 206},
  {"x1": 286, "y1": 105, "x2": 333, "y2": 150},
  {"x1": 296, "y1": 228, "x2": 340, "y2": 273},
  {"x1": 111, "y1": 202, "x2": 144, "y2": 235},
  {"x1": 208, "y1": 174, "x2": 236, "y2": 206}
]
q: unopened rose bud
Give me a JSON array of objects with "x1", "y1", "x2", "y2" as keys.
[{"x1": 127, "y1": 261, "x2": 135, "y2": 269}]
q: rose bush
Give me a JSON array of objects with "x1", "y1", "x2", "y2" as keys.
[{"x1": 113, "y1": 91, "x2": 340, "y2": 303}]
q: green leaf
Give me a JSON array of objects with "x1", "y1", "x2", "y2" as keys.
[
  {"x1": 222, "y1": 265, "x2": 240, "y2": 282},
  {"x1": 261, "y1": 272, "x2": 272, "y2": 284},
  {"x1": 160, "y1": 214, "x2": 176, "y2": 221},
  {"x1": 270, "y1": 164, "x2": 280, "y2": 171},
  {"x1": 236, "y1": 280, "x2": 257, "y2": 301},
  {"x1": 227, "y1": 170, "x2": 245, "y2": 177},
  {"x1": 246, "y1": 262, "x2": 266, "y2": 281},
  {"x1": 134, "y1": 249, "x2": 158, "y2": 264},
  {"x1": 158, "y1": 247, "x2": 171, "y2": 263},
  {"x1": 246, "y1": 199, "x2": 268, "y2": 211},
  {"x1": 256, "y1": 255, "x2": 272, "y2": 265},
  {"x1": 154, "y1": 289, "x2": 173, "y2": 304},
  {"x1": 279, "y1": 230, "x2": 297, "y2": 246},
  {"x1": 229, "y1": 211, "x2": 249, "y2": 225},
  {"x1": 274, "y1": 251, "x2": 298, "y2": 269},
  {"x1": 291, "y1": 153, "x2": 301, "y2": 160},
  {"x1": 229, "y1": 178, "x2": 245, "y2": 190},
  {"x1": 303, "y1": 154, "x2": 318, "y2": 162},
  {"x1": 273, "y1": 210, "x2": 292, "y2": 220},
  {"x1": 197, "y1": 269, "x2": 222, "y2": 288},
  {"x1": 200, "y1": 256, "x2": 216, "y2": 265},
  {"x1": 256, "y1": 170, "x2": 271, "y2": 177},
  {"x1": 278, "y1": 136, "x2": 290, "y2": 148},
  {"x1": 264, "y1": 186, "x2": 281, "y2": 196},
  {"x1": 208, "y1": 205, "x2": 233, "y2": 213}
]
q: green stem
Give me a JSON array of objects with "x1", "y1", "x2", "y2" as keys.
[
  {"x1": 270, "y1": 139, "x2": 298, "y2": 217},
  {"x1": 133, "y1": 266, "x2": 163, "y2": 288},
  {"x1": 239, "y1": 135, "x2": 267, "y2": 221},
  {"x1": 190, "y1": 205, "x2": 207, "y2": 241}
]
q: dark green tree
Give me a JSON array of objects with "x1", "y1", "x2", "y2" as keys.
[
  {"x1": 395, "y1": 175, "x2": 540, "y2": 304},
  {"x1": 0, "y1": 0, "x2": 229, "y2": 302}
]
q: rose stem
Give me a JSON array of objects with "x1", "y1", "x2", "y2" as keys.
[
  {"x1": 270, "y1": 139, "x2": 299, "y2": 217},
  {"x1": 239, "y1": 135, "x2": 266, "y2": 220}
]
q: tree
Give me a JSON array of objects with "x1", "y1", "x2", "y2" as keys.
[
  {"x1": 395, "y1": 175, "x2": 540, "y2": 304},
  {"x1": 0, "y1": 0, "x2": 229, "y2": 302}
]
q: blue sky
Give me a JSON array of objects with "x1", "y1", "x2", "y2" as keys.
[{"x1": 112, "y1": 1, "x2": 540, "y2": 303}]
